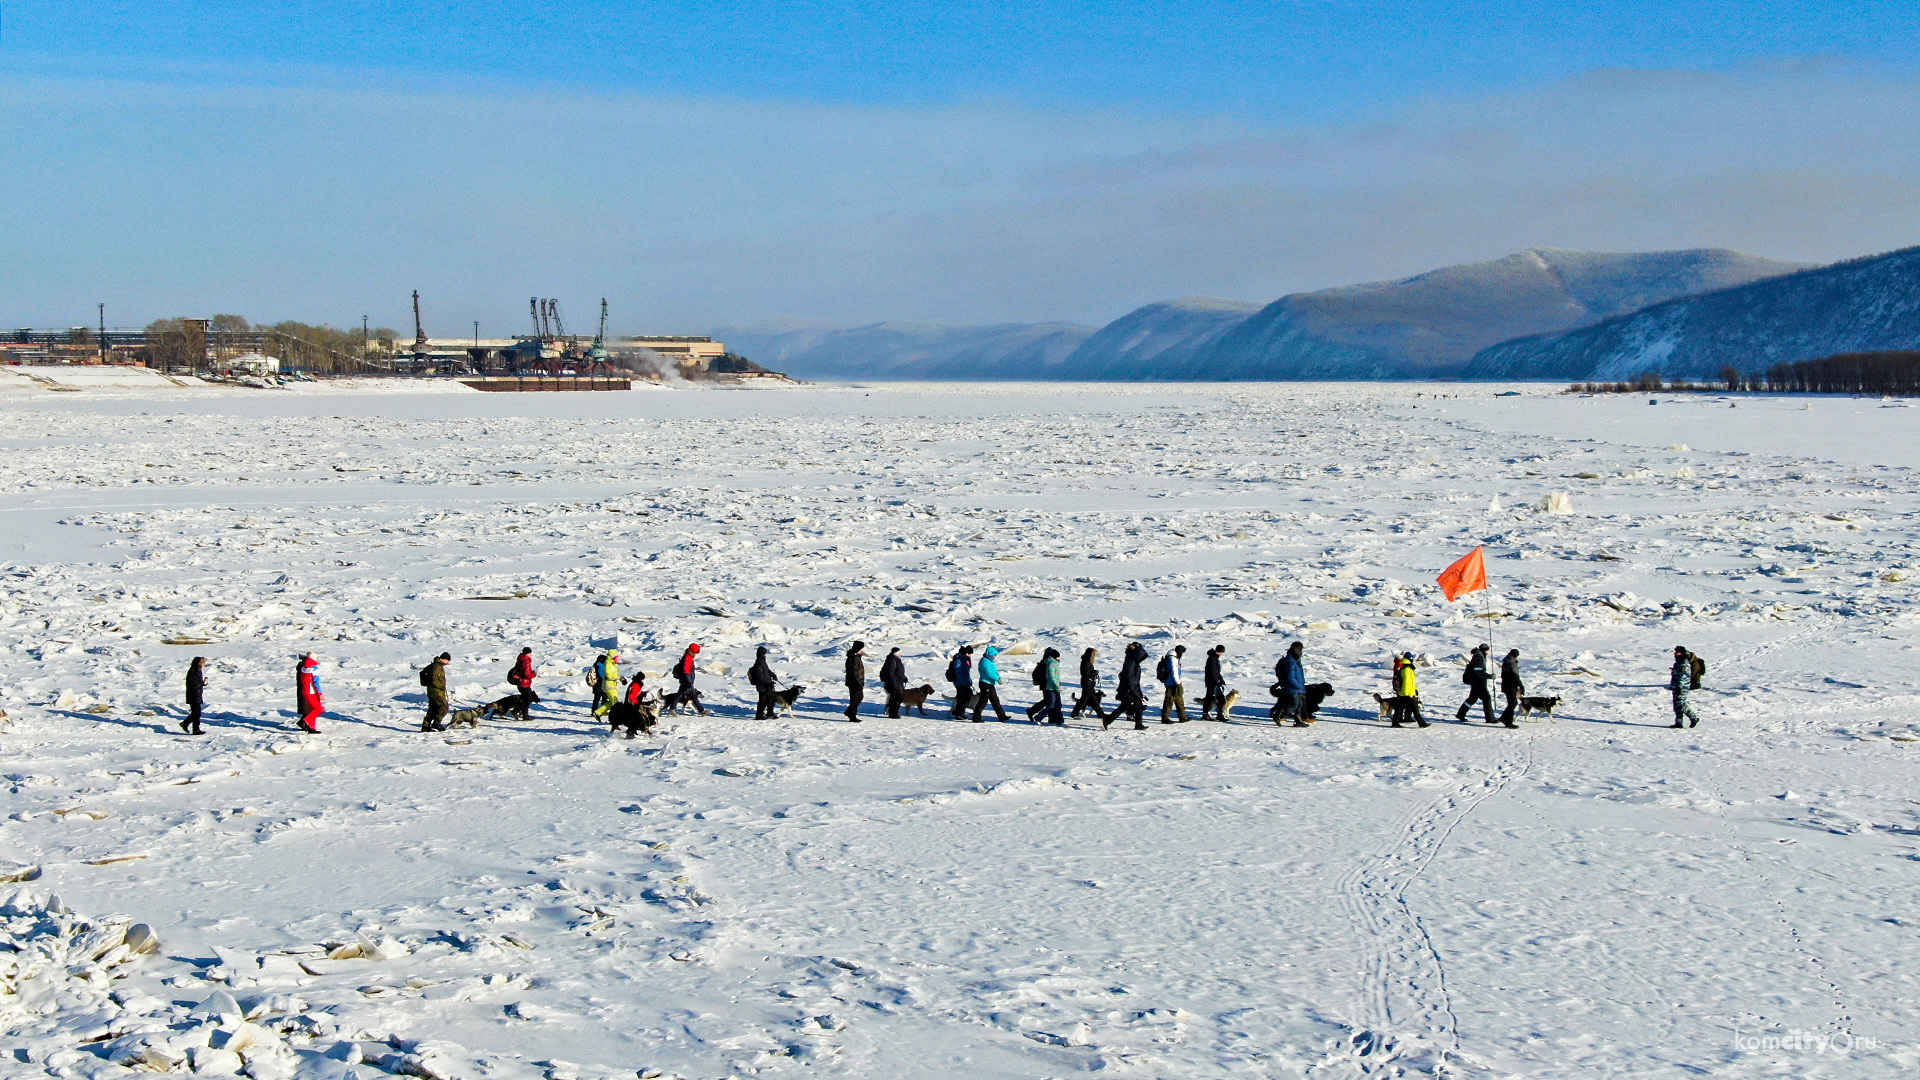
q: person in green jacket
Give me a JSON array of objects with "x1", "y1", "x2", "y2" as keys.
[
  {"x1": 1037, "y1": 647, "x2": 1064, "y2": 725},
  {"x1": 420, "y1": 652, "x2": 451, "y2": 732}
]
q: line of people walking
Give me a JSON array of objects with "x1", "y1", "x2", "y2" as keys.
[{"x1": 173, "y1": 639, "x2": 1706, "y2": 734}]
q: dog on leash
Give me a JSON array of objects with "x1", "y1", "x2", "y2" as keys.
[
  {"x1": 1218, "y1": 689, "x2": 1241, "y2": 718},
  {"x1": 771, "y1": 685, "x2": 805, "y2": 717},
  {"x1": 1071, "y1": 687, "x2": 1107, "y2": 720},
  {"x1": 1370, "y1": 693, "x2": 1397, "y2": 720},
  {"x1": 660, "y1": 686, "x2": 705, "y2": 715},
  {"x1": 897, "y1": 684, "x2": 936, "y2": 716},
  {"x1": 447, "y1": 694, "x2": 529, "y2": 728},
  {"x1": 1517, "y1": 695, "x2": 1561, "y2": 721}
]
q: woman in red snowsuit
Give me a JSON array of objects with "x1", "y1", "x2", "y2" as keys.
[{"x1": 296, "y1": 653, "x2": 324, "y2": 732}]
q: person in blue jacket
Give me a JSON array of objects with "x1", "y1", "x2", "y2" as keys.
[
  {"x1": 1273, "y1": 641, "x2": 1308, "y2": 727},
  {"x1": 971, "y1": 645, "x2": 1010, "y2": 722},
  {"x1": 947, "y1": 644, "x2": 975, "y2": 719}
]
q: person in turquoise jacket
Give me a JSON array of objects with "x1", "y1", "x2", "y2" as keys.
[
  {"x1": 971, "y1": 645, "x2": 1010, "y2": 722},
  {"x1": 1037, "y1": 647, "x2": 1064, "y2": 725}
]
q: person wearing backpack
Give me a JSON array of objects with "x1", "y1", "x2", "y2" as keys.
[
  {"x1": 971, "y1": 645, "x2": 1010, "y2": 722},
  {"x1": 880, "y1": 647, "x2": 908, "y2": 718},
  {"x1": 1036, "y1": 647, "x2": 1064, "y2": 725},
  {"x1": 946, "y1": 645, "x2": 975, "y2": 719},
  {"x1": 295, "y1": 653, "x2": 324, "y2": 733},
  {"x1": 508, "y1": 648, "x2": 538, "y2": 713},
  {"x1": 1455, "y1": 644, "x2": 1495, "y2": 724},
  {"x1": 420, "y1": 652, "x2": 451, "y2": 732},
  {"x1": 1024, "y1": 655, "x2": 1050, "y2": 721},
  {"x1": 675, "y1": 643, "x2": 707, "y2": 715},
  {"x1": 1670, "y1": 646, "x2": 1703, "y2": 728},
  {"x1": 1199, "y1": 645, "x2": 1229, "y2": 721},
  {"x1": 1157, "y1": 645, "x2": 1189, "y2": 723},
  {"x1": 1273, "y1": 641, "x2": 1307, "y2": 726},
  {"x1": 589, "y1": 651, "x2": 620, "y2": 718}
]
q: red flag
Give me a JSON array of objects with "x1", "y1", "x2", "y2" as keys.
[{"x1": 1437, "y1": 546, "x2": 1488, "y2": 602}]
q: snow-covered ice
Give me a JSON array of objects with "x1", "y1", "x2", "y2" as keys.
[{"x1": 0, "y1": 381, "x2": 1915, "y2": 1077}]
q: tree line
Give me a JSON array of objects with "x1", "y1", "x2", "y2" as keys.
[
  {"x1": 140, "y1": 316, "x2": 399, "y2": 373},
  {"x1": 1570, "y1": 352, "x2": 1920, "y2": 396}
]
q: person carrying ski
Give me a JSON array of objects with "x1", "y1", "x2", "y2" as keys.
[
  {"x1": 1200, "y1": 645, "x2": 1228, "y2": 721},
  {"x1": 675, "y1": 643, "x2": 706, "y2": 715},
  {"x1": 420, "y1": 652, "x2": 451, "y2": 732},
  {"x1": 1036, "y1": 647, "x2": 1064, "y2": 725},
  {"x1": 1274, "y1": 641, "x2": 1307, "y2": 727},
  {"x1": 748, "y1": 646, "x2": 779, "y2": 720},
  {"x1": 1111, "y1": 642, "x2": 1148, "y2": 730},
  {"x1": 1670, "y1": 646, "x2": 1702, "y2": 728},
  {"x1": 971, "y1": 645, "x2": 1010, "y2": 722},
  {"x1": 295, "y1": 653, "x2": 323, "y2": 732},
  {"x1": 844, "y1": 641, "x2": 866, "y2": 722},
  {"x1": 947, "y1": 645, "x2": 975, "y2": 719},
  {"x1": 1073, "y1": 647, "x2": 1108, "y2": 721},
  {"x1": 508, "y1": 647, "x2": 538, "y2": 711},
  {"x1": 1497, "y1": 648, "x2": 1523, "y2": 728},
  {"x1": 880, "y1": 647, "x2": 907, "y2": 718},
  {"x1": 1392, "y1": 651, "x2": 1426, "y2": 727},
  {"x1": 182, "y1": 657, "x2": 207, "y2": 735},
  {"x1": 1456, "y1": 644, "x2": 1495, "y2": 724},
  {"x1": 1157, "y1": 644, "x2": 1189, "y2": 723}
]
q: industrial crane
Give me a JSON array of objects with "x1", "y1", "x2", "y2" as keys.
[
  {"x1": 411, "y1": 290, "x2": 428, "y2": 361},
  {"x1": 590, "y1": 299, "x2": 610, "y2": 362}
]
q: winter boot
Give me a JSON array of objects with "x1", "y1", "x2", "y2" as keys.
[{"x1": 179, "y1": 717, "x2": 192, "y2": 733}]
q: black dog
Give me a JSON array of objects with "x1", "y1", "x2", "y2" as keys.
[
  {"x1": 660, "y1": 687, "x2": 705, "y2": 715},
  {"x1": 1269, "y1": 682, "x2": 1335, "y2": 721},
  {"x1": 608, "y1": 700, "x2": 657, "y2": 739}
]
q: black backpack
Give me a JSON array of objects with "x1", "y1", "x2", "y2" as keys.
[
  {"x1": 1032, "y1": 660, "x2": 1047, "y2": 687},
  {"x1": 946, "y1": 655, "x2": 963, "y2": 684},
  {"x1": 1155, "y1": 654, "x2": 1173, "y2": 683},
  {"x1": 419, "y1": 665, "x2": 433, "y2": 687}
]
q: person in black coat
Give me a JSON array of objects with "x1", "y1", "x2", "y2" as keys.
[
  {"x1": 182, "y1": 657, "x2": 207, "y2": 735},
  {"x1": 1497, "y1": 648, "x2": 1523, "y2": 728},
  {"x1": 844, "y1": 641, "x2": 866, "y2": 722},
  {"x1": 1072, "y1": 647, "x2": 1108, "y2": 721},
  {"x1": 1110, "y1": 642, "x2": 1148, "y2": 730},
  {"x1": 880, "y1": 647, "x2": 907, "y2": 718},
  {"x1": 748, "y1": 646, "x2": 779, "y2": 720},
  {"x1": 1200, "y1": 645, "x2": 1228, "y2": 721},
  {"x1": 1456, "y1": 644, "x2": 1495, "y2": 724}
]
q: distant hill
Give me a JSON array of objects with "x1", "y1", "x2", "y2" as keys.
[
  {"x1": 1465, "y1": 245, "x2": 1920, "y2": 381},
  {"x1": 716, "y1": 247, "x2": 1812, "y2": 382},
  {"x1": 714, "y1": 321, "x2": 1095, "y2": 380},
  {"x1": 1179, "y1": 248, "x2": 1811, "y2": 380},
  {"x1": 1048, "y1": 297, "x2": 1263, "y2": 379}
]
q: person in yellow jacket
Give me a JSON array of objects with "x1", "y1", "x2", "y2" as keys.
[
  {"x1": 1392, "y1": 651, "x2": 1427, "y2": 728},
  {"x1": 589, "y1": 650, "x2": 620, "y2": 717}
]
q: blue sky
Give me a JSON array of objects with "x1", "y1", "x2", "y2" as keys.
[{"x1": 5, "y1": 2, "x2": 1919, "y2": 333}]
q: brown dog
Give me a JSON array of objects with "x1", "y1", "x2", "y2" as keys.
[
  {"x1": 897, "y1": 684, "x2": 936, "y2": 716},
  {"x1": 1370, "y1": 693, "x2": 1397, "y2": 720}
]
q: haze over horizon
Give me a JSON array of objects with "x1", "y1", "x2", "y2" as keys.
[{"x1": 5, "y1": 2, "x2": 1919, "y2": 336}]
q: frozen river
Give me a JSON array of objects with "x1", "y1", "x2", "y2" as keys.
[{"x1": 1, "y1": 380, "x2": 1914, "y2": 1078}]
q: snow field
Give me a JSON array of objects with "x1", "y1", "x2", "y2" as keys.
[{"x1": 0, "y1": 382, "x2": 1916, "y2": 1078}]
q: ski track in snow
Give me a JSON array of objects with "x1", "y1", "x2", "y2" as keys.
[{"x1": 0, "y1": 382, "x2": 1918, "y2": 1078}]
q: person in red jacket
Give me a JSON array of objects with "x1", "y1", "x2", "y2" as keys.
[
  {"x1": 507, "y1": 647, "x2": 538, "y2": 712},
  {"x1": 295, "y1": 653, "x2": 323, "y2": 732},
  {"x1": 672, "y1": 643, "x2": 706, "y2": 715}
]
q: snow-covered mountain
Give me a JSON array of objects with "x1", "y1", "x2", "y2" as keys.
[
  {"x1": 1465, "y1": 245, "x2": 1920, "y2": 381},
  {"x1": 1047, "y1": 297, "x2": 1263, "y2": 379},
  {"x1": 714, "y1": 320, "x2": 1095, "y2": 380},
  {"x1": 720, "y1": 248, "x2": 1808, "y2": 381},
  {"x1": 1180, "y1": 248, "x2": 1809, "y2": 380}
]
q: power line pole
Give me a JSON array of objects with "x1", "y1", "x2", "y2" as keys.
[{"x1": 98, "y1": 303, "x2": 106, "y2": 363}]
